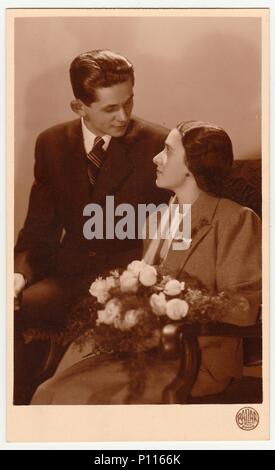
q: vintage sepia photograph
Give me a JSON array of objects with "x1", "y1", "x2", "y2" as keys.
[{"x1": 7, "y1": 8, "x2": 269, "y2": 442}]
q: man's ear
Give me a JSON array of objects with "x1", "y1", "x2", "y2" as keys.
[{"x1": 70, "y1": 99, "x2": 86, "y2": 117}]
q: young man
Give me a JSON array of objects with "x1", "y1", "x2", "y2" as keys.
[{"x1": 13, "y1": 49, "x2": 169, "y2": 404}]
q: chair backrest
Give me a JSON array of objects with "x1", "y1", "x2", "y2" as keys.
[{"x1": 221, "y1": 159, "x2": 261, "y2": 218}]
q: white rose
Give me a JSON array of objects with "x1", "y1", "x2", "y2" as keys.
[
  {"x1": 119, "y1": 309, "x2": 143, "y2": 331},
  {"x1": 139, "y1": 265, "x2": 157, "y2": 287},
  {"x1": 105, "y1": 275, "x2": 118, "y2": 290},
  {"x1": 150, "y1": 292, "x2": 167, "y2": 316},
  {"x1": 89, "y1": 278, "x2": 105, "y2": 296},
  {"x1": 120, "y1": 270, "x2": 139, "y2": 293},
  {"x1": 89, "y1": 278, "x2": 110, "y2": 303},
  {"x1": 164, "y1": 279, "x2": 185, "y2": 296},
  {"x1": 166, "y1": 298, "x2": 189, "y2": 320},
  {"x1": 97, "y1": 309, "x2": 108, "y2": 325},
  {"x1": 97, "y1": 299, "x2": 121, "y2": 325},
  {"x1": 96, "y1": 290, "x2": 111, "y2": 304},
  {"x1": 127, "y1": 260, "x2": 147, "y2": 276}
]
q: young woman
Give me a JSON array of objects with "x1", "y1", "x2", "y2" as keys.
[{"x1": 31, "y1": 121, "x2": 261, "y2": 404}]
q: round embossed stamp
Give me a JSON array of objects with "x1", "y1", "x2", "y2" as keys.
[{"x1": 236, "y1": 407, "x2": 259, "y2": 431}]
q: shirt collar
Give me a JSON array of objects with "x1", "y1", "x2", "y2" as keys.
[{"x1": 81, "y1": 118, "x2": 111, "y2": 153}]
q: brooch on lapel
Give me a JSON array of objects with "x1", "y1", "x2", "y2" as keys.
[
  {"x1": 172, "y1": 237, "x2": 192, "y2": 251},
  {"x1": 191, "y1": 217, "x2": 210, "y2": 238},
  {"x1": 171, "y1": 217, "x2": 210, "y2": 251}
]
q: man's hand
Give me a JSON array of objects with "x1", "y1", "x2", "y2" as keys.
[{"x1": 14, "y1": 273, "x2": 27, "y2": 310}]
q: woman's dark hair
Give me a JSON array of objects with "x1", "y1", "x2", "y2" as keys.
[
  {"x1": 70, "y1": 49, "x2": 135, "y2": 106},
  {"x1": 177, "y1": 120, "x2": 234, "y2": 195}
]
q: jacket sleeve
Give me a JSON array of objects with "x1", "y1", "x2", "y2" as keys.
[
  {"x1": 14, "y1": 134, "x2": 63, "y2": 284},
  {"x1": 216, "y1": 206, "x2": 262, "y2": 325}
]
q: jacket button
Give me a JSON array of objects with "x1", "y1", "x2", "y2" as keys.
[{"x1": 88, "y1": 251, "x2": 96, "y2": 257}]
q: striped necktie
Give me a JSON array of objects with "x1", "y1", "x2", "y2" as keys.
[{"x1": 86, "y1": 136, "x2": 105, "y2": 185}]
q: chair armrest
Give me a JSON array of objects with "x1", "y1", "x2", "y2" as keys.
[{"x1": 161, "y1": 320, "x2": 261, "y2": 354}]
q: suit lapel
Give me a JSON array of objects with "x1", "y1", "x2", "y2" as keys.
[
  {"x1": 64, "y1": 118, "x2": 141, "y2": 217},
  {"x1": 65, "y1": 120, "x2": 92, "y2": 226},
  {"x1": 162, "y1": 193, "x2": 220, "y2": 275},
  {"x1": 91, "y1": 133, "x2": 136, "y2": 204}
]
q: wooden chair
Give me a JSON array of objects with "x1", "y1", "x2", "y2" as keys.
[{"x1": 161, "y1": 319, "x2": 262, "y2": 404}]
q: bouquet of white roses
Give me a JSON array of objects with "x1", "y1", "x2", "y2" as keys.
[
  {"x1": 54, "y1": 259, "x2": 247, "y2": 356},
  {"x1": 23, "y1": 259, "x2": 250, "y2": 355},
  {"x1": 22, "y1": 259, "x2": 250, "y2": 402},
  {"x1": 90, "y1": 260, "x2": 189, "y2": 328}
]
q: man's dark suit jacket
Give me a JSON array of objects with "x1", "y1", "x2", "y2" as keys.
[{"x1": 15, "y1": 117, "x2": 170, "y2": 284}]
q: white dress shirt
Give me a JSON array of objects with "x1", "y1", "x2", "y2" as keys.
[{"x1": 81, "y1": 118, "x2": 111, "y2": 153}]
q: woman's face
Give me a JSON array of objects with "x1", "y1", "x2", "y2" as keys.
[{"x1": 153, "y1": 128, "x2": 190, "y2": 191}]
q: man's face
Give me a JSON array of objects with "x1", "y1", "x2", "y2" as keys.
[{"x1": 81, "y1": 78, "x2": 134, "y2": 137}]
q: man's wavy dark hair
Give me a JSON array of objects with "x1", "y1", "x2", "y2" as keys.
[{"x1": 70, "y1": 49, "x2": 135, "y2": 106}]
